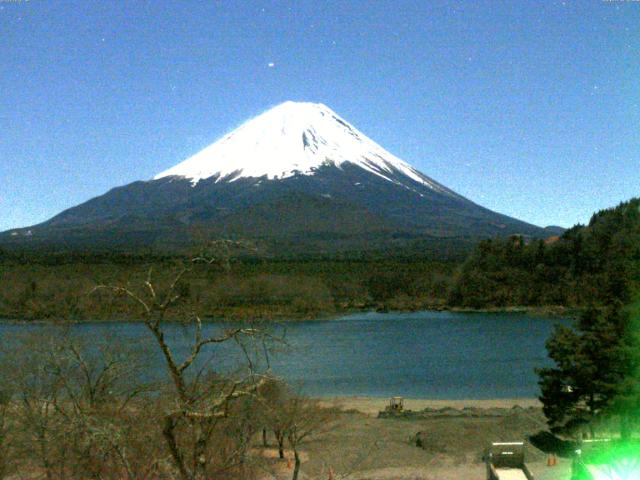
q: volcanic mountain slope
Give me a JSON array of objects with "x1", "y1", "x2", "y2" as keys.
[{"x1": 3, "y1": 101, "x2": 548, "y2": 255}]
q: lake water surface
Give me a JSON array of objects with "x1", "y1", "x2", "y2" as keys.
[{"x1": 0, "y1": 310, "x2": 571, "y2": 399}]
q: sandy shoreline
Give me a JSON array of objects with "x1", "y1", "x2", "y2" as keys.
[
  {"x1": 317, "y1": 396, "x2": 541, "y2": 416},
  {"x1": 304, "y1": 396, "x2": 567, "y2": 480}
]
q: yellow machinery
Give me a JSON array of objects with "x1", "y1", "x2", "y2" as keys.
[{"x1": 386, "y1": 396, "x2": 404, "y2": 412}]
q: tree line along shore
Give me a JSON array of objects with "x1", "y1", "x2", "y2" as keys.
[{"x1": 1, "y1": 198, "x2": 638, "y2": 322}]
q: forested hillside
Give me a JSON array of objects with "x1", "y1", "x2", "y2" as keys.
[
  {"x1": 2, "y1": 198, "x2": 638, "y2": 321},
  {"x1": 0, "y1": 251, "x2": 454, "y2": 321},
  {"x1": 449, "y1": 198, "x2": 640, "y2": 309}
]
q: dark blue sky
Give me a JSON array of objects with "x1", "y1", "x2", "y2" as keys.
[{"x1": 2, "y1": 0, "x2": 638, "y2": 231}]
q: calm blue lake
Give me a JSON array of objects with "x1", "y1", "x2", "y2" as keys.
[{"x1": 0, "y1": 310, "x2": 571, "y2": 399}]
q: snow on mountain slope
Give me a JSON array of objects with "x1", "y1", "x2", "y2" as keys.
[{"x1": 154, "y1": 101, "x2": 452, "y2": 194}]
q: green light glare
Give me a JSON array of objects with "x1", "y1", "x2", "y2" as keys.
[
  {"x1": 586, "y1": 460, "x2": 639, "y2": 480},
  {"x1": 578, "y1": 442, "x2": 640, "y2": 480}
]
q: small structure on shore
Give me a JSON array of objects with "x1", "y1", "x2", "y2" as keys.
[
  {"x1": 377, "y1": 397, "x2": 408, "y2": 418},
  {"x1": 388, "y1": 397, "x2": 404, "y2": 412},
  {"x1": 486, "y1": 442, "x2": 534, "y2": 480}
]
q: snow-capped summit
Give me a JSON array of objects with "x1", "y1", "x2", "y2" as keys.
[{"x1": 154, "y1": 101, "x2": 448, "y2": 194}]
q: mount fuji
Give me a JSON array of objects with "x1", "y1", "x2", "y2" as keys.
[{"x1": 3, "y1": 101, "x2": 549, "y2": 256}]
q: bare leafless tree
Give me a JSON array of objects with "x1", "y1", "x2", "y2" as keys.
[
  {"x1": 52, "y1": 333, "x2": 160, "y2": 480},
  {"x1": 92, "y1": 241, "x2": 273, "y2": 480},
  {"x1": 1, "y1": 330, "x2": 161, "y2": 480},
  {"x1": 258, "y1": 377, "x2": 291, "y2": 459},
  {"x1": 284, "y1": 396, "x2": 334, "y2": 480},
  {"x1": 2, "y1": 332, "x2": 70, "y2": 480}
]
